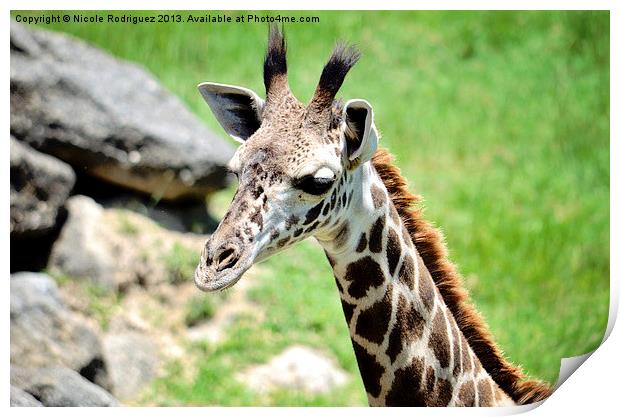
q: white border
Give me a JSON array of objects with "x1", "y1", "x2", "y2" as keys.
[{"x1": 2, "y1": 1, "x2": 616, "y2": 415}]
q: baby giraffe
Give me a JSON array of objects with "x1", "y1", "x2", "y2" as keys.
[{"x1": 194, "y1": 26, "x2": 552, "y2": 406}]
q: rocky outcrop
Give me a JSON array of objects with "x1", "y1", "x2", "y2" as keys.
[
  {"x1": 48, "y1": 195, "x2": 207, "y2": 290},
  {"x1": 11, "y1": 367, "x2": 119, "y2": 407},
  {"x1": 10, "y1": 21, "x2": 234, "y2": 202},
  {"x1": 10, "y1": 137, "x2": 75, "y2": 238},
  {"x1": 47, "y1": 196, "x2": 117, "y2": 289},
  {"x1": 10, "y1": 272, "x2": 111, "y2": 390}
]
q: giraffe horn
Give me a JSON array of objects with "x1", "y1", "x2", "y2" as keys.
[
  {"x1": 263, "y1": 24, "x2": 290, "y2": 101},
  {"x1": 308, "y1": 42, "x2": 361, "y2": 114}
]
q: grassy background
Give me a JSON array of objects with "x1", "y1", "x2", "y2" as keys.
[{"x1": 13, "y1": 11, "x2": 610, "y2": 405}]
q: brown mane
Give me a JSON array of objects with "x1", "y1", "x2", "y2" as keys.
[{"x1": 371, "y1": 147, "x2": 553, "y2": 405}]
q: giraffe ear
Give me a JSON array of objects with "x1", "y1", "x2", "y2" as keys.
[
  {"x1": 343, "y1": 99, "x2": 379, "y2": 164},
  {"x1": 198, "y1": 82, "x2": 265, "y2": 143}
]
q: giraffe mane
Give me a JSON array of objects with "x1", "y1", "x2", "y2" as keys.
[{"x1": 371, "y1": 147, "x2": 553, "y2": 405}]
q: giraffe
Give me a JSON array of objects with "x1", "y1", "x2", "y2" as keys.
[{"x1": 194, "y1": 26, "x2": 553, "y2": 406}]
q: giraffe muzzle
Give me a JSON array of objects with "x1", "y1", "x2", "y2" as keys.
[{"x1": 194, "y1": 240, "x2": 252, "y2": 292}]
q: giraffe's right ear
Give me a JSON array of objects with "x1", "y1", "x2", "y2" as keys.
[
  {"x1": 343, "y1": 99, "x2": 379, "y2": 164},
  {"x1": 198, "y1": 82, "x2": 265, "y2": 143}
]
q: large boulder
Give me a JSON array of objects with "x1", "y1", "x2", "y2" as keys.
[
  {"x1": 48, "y1": 195, "x2": 207, "y2": 290},
  {"x1": 10, "y1": 21, "x2": 234, "y2": 202},
  {"x1": 11, "y1": 367, "x2": 119, "y2": 407},
  {"x1": 10, "y1": 137, "x2": 75, "y2": 238},
  {"x1": 47, "y1": 196, "x2": 117, "y2": 289},
  {"x1": 10, "y1": 272, "x2": 111, "y2": 390}
]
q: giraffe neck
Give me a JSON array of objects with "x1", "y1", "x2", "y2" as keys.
[{"x1": 315, "y1": 163, "x2": 515, "y2": 407}]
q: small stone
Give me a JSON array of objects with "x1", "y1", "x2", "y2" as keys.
[{"x1": 238, "y1": 345, "x2": 348, "y2": 395}]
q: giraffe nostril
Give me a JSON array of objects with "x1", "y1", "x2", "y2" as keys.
[{"x1": 214, "y1": 246, "x2": 240, "y2": 272}]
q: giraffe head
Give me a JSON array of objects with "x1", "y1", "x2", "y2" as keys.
[{"x1": 194, "y1": 26, "x2": 379, "y2": 291}]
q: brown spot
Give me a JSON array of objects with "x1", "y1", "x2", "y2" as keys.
[
  {"x1": 386, "y1": 228, "x2": 401, "y2": 276},
  {"x1": 250, "y1": 209, "x2": 263, "y2": 230},
  {"x1": 251, "y1": 185, "x2": 264, "y2": 199},
  {"x1": 428, "y1": 377, "x2": 453, "y2": 406},
  {"x1": 356, "y1": 286, "x2": 392, "y2": 344},
  {"x1": 305, "y1": 221, "x2": 319, "y2": 234},
  {"x1": 356, "y1": 233, "x2": 367, "y2": 253},
  {"x1": 340, "y1": 299, "x2": 355, "y2": 323},
  {"x1": 321, "y1": 202, "x2": 331, "y2": 216},
  {"x1": 370, "y1": 183, "x2": 386, "y2": 209},
  {"x1": 478, "y1": 378, "x2": 494, "y2": 406},
  {"x1": 425, "y1": 367, "x2": 436, "y2": 395},
  {"x1": 286, "y1": 215, "x2": 299, "y2": 230},
  {"x1": 461, "y1": 333, "x2": 472, "y2": 373},
  {"x1": 270, "y1": 230, "x2": 280, "y2": 240},
  {"x1": 397, "y1": 254, "x2": 416, "y2": 291},
  {"x1": 304, "y1": 201, "x2": 323, "y2": 225},
  {"x1": 428, "y1": 309, "x2": 450, "y2": 369},
  {"x1": 458, "y1": 380, "x2": 476, "y2": 406},
  {"x1": 333, "y1": 221, "x2": 349, "y2": 247},
  {"x1": 419, "y1": 263, "x2": 435, "y2": 312},
  {"x1": 386, "y1": 294, "x2": 424, "y2": 363},
  {"x1": 368, "y1": 215, "x2": 385, "y2": 253},
  {"x1": 384, "y1": 357, "x2": 424, "y2": 406},
  {"x1": 352, "y1": 340, "x2": 384, "y2": 398},
  {"x1": 277, "y1": 236, "x2": 290, "y2": 248},
  {"x1": 344, "y1": 256, "x2": 385, "y2": 298}
]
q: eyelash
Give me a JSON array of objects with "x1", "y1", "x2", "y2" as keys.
[{"x1": 292, "y1": 175, "x2": 335, "y2": 196}]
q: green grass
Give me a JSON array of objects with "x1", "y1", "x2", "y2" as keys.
[
  {"x1": 17, "y1": 11, "x2": 610, "y2": 405},
  {"x1": 184, "y1": 295, "x2": 217, "y2": 326},
  {"x1": 47, "y1": 270, "x2": 123, "y2": 331},
  {"x1": 164, "y1": 242, "x2": 200, "y2": 284}
]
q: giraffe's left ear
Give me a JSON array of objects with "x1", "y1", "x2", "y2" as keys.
[
  {"x1": 198, "y1": 82, "x2": 265, "y2": 143},
  {"x1": 342, "y1": 99, "x2": 379, "y2": 164}
]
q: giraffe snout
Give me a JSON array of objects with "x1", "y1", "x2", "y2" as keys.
[{"x1": 195, "y1": 237, "x2": 252, "y2": 292}]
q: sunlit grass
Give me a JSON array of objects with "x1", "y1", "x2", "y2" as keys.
[{"x1": 16, "y1": 10, "x2": 610, "y2": 404}]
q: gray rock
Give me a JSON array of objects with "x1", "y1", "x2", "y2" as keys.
[
  {"x1": 10, "y1": 137, "x2": 76, "y2": 238},
  {"x1": 10, "y1": 21, "x2": 234, "y2": 202},
  {"x1": 10, "y1": 386, "x2": 43, "y2": 407},
  {"x1": 11, "y1": 367, "x2": 119, "y2": 407},
  {"x1": 48, "y1": 195, "x2": 116, "y2": 289},
  {"x1": 238, "y1": 345, "x2": 349, "y2": 395},
  {"x1": 48, "y1": 194, "x2": 208, "y2": 290},
  {"x1": 103, "y1": 332, "x2": 158, "y2": 400},
  {"x1": 10, "y1": 273, "x2": 111, "y2": 390}
]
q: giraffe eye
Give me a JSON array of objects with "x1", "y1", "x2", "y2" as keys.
[{"x1": 293, "y1": 174, "x2": 335, "y2": 196}]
